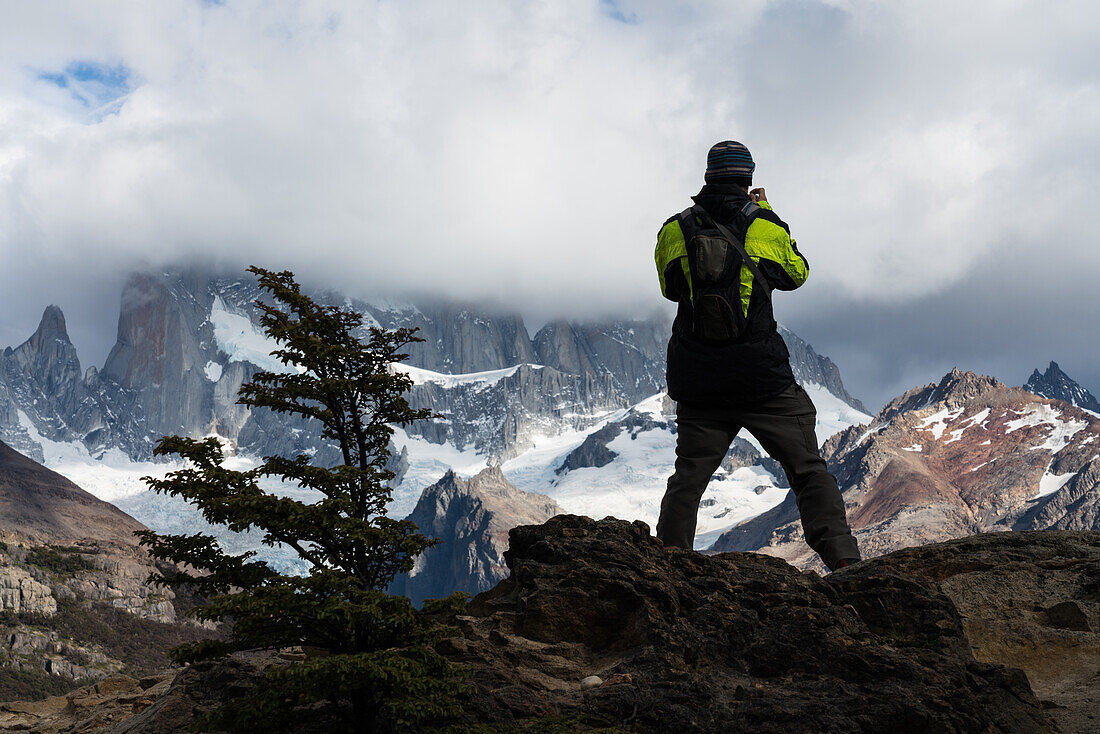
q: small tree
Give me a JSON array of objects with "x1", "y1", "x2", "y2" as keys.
[{"x1": 138, "y1": 267, "x2": 466, "y2": 733}]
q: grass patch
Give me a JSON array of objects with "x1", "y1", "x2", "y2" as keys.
[
  {"x1": 42, "y1": 597, "x2": 222, "y2": 675},
  {"x1": 24, "y1": 547, "x2": 93, "y2": 576},
  {"x1": 11, "y1": 596, "x2": 224, "y2": 682},
  {"x1": 0, "y1": 667, "x2": 93, "y2": 702}
]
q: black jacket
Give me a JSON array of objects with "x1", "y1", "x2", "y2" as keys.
[{"x1": 656, "y1": 184, "x2": 810, "y2": 406}]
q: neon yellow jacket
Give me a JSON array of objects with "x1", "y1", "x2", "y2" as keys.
[{"x1": 654, "y1": 200, "x2": 808, "y2": 318}]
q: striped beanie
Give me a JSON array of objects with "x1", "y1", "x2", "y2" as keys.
[{"x1": 705, "y1": 140, "x2": 754, "y2": 186}]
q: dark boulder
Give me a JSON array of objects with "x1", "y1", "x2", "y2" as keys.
[{"x1": 440, "y1": 514, "x2": 1053, "y2": 733}]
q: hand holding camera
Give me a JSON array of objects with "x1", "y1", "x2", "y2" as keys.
[{"x1": 750, "y1": 188, "x2": 767, "y2": 203}]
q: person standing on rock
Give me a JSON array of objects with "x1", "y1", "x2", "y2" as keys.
[{"x1": 653, "y1": 140, "x2": 861, "y2": 571}]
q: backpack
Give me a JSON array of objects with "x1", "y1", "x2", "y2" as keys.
[{"x1": 677, "y1": 201, "x2": 772, "y2": 345}]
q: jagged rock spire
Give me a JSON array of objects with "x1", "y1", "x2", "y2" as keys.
[
  {"x1": 11, "y1": 305, "x2": 84, "y2": 417},
  {"x1": 1025, "y1": 361, "x2": 1100, "y2": 412}
]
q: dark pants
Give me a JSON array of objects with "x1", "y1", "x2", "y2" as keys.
[{"x1": 656, "y1": 383, "x2": 860, "y2": 570}]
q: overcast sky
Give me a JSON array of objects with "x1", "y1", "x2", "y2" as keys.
[{"x1": 1, "y1": 0, "x2": 1097, "y2": 410}]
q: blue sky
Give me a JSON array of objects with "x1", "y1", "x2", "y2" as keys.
[
  {"x1": 599, "y1": 0, "x2": 638, "y2": 24},
  {"x1": 37, "y1": 60, "x2": 132, "y2": 115},
  {"x1": 0, "y1": 0, "x2": 1098, "y2": 408}
]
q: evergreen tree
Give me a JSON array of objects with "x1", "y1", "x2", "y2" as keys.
[{"x1": 138, "y1": 267, "x2": 467, "y2": 733}]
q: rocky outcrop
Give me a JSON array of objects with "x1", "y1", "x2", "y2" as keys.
[
  {"x1": 1026, "y1": 361, "x2": 1100, "y2": 414},
  {"x1": 391, "y1": 467, "x2": 561, "y2": 606},
  {"x1": 849, "y1": 530, "x2": 1100, "y2": 734},
  {"x1": 438, "y1": 515, "x2": 1052, "y2": 732},
  {"x1": 712, "y1": 369, "x2": 1100, "y2": 570},
  {"x1": 0, "y1": 565, "x2": 56, "y2": 616},
  {"x1": 0, "y1": 440, "x2": 206, "y2": 694},
  {"x1": 0, "y1": 672, "x2": 175, "y2": 733},
  {"x1": 9, "y1": 518, "x2": 1092, "y2": 733},
  {"x1": 67, "y1": 549, "x2": 176, "y2": 622},
  {"x1": 2, "y1": 628, "x2": 122, "y2": 681}
]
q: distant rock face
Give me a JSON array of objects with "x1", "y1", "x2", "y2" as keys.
[
  {"x1": 0, "y1": 306, "x2": 86, "y2": 461},
  {"x1": 1025, "y1": 361, "x2": 1100, "y2": 413},
  {"x1": 712, "y1": 369, "x2": 1100, "y2": 569},
  {"x1": 437, "y1": 515, "x2": 1051, "y2": 732},
  {"x1": 779, "y1": 326, "x2": 867, "y2": 413},
  {"x1": 720, "y1": 436, "x2": 788, "y2": 489},
  {"x1": 532, "y1": 320, "x2": 668, "y2": 403},
  {"x1": 390, "y1": 467, "x2": 561, "y2": 606},
  {"x1": 0, "y1": 565, "x2": 56, "y2": 616},
  {"x1": 101, "y1": 272, "x2": 223, "y2": 444},
  {"x1": 403, "y1": 363, "x2": 626, "y2": 461},
  {"x1": 1, "y1": 268, "x2": 865, "y2": 472}
]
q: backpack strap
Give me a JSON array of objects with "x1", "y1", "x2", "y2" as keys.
[
  {"x1": 690, "y1": 203, "x2": 774, "y2": 303},
  {"x1": 677, "y1": 206, "x2": 697, "y2": 241}
]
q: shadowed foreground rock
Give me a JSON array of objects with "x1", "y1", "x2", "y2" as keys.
[
  {"x1": 5, "y1": 516, "x2": 1081, "y2": 733},
  {"x1": 845, "y1": 530, "x2": 1100, "y2": 734},
  {"x1": 442, "y1": 514, "x2": 1053, "y2": 733}
]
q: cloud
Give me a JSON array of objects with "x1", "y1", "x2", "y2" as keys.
[{"x1": 0, "y1": 0, "x2": 1097, "y2": 406}]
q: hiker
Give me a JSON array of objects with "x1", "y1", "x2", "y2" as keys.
[{"x1": 652, "y1": 140, "x2": 861, "y2": 572}]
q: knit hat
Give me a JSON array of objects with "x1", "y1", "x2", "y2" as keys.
[{"x1": 704, "y1": 141, "x2": 754, "y2": 186}]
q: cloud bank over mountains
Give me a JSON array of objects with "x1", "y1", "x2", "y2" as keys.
[{"x1": 1, "y1": 0, "x2": 1097, "y2": 407}]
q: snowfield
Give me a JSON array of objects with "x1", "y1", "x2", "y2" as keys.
[
  {"x1": 388, "y1": 384, "x2": 870, "y2": 551},
  {"x1": 392, "y1": 362, "x2": 544, "y2": 389},
  {"x1": 210, "y1": 296, "x2": 290, "y2": 373},
  {"x1": 1005, "y1": 403, "x2": 1088, "y2": 453}
]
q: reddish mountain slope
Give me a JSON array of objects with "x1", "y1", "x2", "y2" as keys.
[
  {"x1": 711, "y1": 369, "x2": 1100, "y2": 569},
  {"x1": 0, "y1": 439, "x2": 145, "y2": 546}
]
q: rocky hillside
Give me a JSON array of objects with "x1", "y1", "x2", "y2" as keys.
[
  {"x1": 1026, "y1": 361, "x2": 1100, "y2": 414},
  {"x1": 11, "y1": 516, "x2": 1098, "y2": 733},
  {"x1": 0, "y1": 440, "x2": 143, "y2": 548},
  {"x1": 389, "y1": 466, "x2": 561, "y2": 606},
  {"x1": 0, "y1": 439, "x2": 210, "y2": 702},
  {"x1": 712, "y1": 369, "x2": 1100, "y2": 570}
]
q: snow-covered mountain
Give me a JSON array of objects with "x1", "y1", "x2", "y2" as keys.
[
  {"x1": 712, "y1": 369, "x2": 1100, "y2": 570},
  {"x1": 0, "y1": 268, "x2": 869, "y2": 567},
  {"x1": 1025, "y1": 361, "x2": 1100, "y2": 414}
]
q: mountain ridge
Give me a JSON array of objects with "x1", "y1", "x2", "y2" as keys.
[
  {"x1": 1025, "y1": 360, "x2": 1100, "y2": 414},
  {"x1": 711, "y1": 368, "x2": 1100, "y2": 570}
]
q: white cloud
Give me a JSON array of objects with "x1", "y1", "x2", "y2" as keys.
[{"x1": 0, "y1": 0, "x2": 1098, "y2": 401}]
